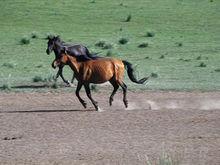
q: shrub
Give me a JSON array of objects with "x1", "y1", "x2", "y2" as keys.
[
  {"x1": 138, "y1": 42, "x2": 148, "y2": 48},
  {"x1": 179, "y1": 58, "x2": 191, "y2": 62},
  {"x1": 31, "y1": 31, "x2": 38, "y2": 39},
  {"x1": 95, "y1": 40, "x2": 106, "y2": 47},
  {"x1": 214, "y1": 68, "x2": 220, "y2": 72},
  {"x1": 146, "y1": 31, "x2": 155, "y2": 37},
  {"x1": 196, "y1": 55, "x2": 202, "y2": 60},
  {"x1": 33, "y1": 74, "x2": 55, "y2": 83},
  {"x1": 158, "y1": 152, "x2": 180, "y2": 165},
  {"x1": 176, "y1": 42, "x2": 183, "y2": 47},
  {"x1": 20, "y1": 36, "x2": 30, "y2": 45},
  {"x1": 119, "y1": 37, "x2": 129, "y2": 44},
  {"x1": 125, "y1": 14, "x2": 132, "y2": 22},
  {"x1": 151, "y1": 72, "x2": 158, "y2": 78},
  {"x1": 32, "y1": 76, "x2": 44, "y2": 82},
  {"x1": 2, "y1": 63, "x2": 14, "y2": 68},
  {"x1": 159, "y1": 55, "x2": 165, "y2": 59},
  {"x1": 103, "y1": 43, "x2": 113, "y2": 49},
  {"x1": 51, "y1": 82, "x2": 58, "y2": 89},
  {"x1": 106, "y1": 50, "x2": 113, "y2": 57},
  {"x1": 145, "y1": 151, "x2": 181, "y2": 165},
  {"x1": 95, "y1": 40, "x2": 113, "y2": 49},
  {"x1": 198, "y1": 62, "x2": 207, "y2": 67},
  {"x1": 36, "y1": 64, "x2": 43, "y2": 68},
  {"x1": 2, "y1": 84, "x2": 11, "y2": 91},
  {"x1": 44, "y1": 74, "x2": 54, "y2": 82}
]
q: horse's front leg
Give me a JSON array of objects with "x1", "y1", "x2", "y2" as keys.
[
  {"x1": 57, "y1": 65, "x2": 70, "y2": 85},
  {"x1": 84, "y1": 83, "x2": 100, "y2": 111},
  {"x1": 71, "y1": 73, "x2": 75, "y2": 84},
  {"x1": 76, "y1": 82, "x2": 87, "y2": 108}
]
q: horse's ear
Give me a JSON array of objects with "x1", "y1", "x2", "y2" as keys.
[
  {"x1": 45, "y1": 36, "x2": 50, "y2": 40},
  {"x1": 56, "y1": 35, "x2": 61, "y2": 41},
  {"x1": 46, "y1": 35, "x2": 53, "y2": 40}
]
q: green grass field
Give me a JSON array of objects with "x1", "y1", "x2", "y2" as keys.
[{"x1": 0, "y1": 0, "x2": 220, "y2": 91}]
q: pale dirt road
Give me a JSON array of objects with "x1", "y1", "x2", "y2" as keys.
[{"x1": 0, "y1": 90, "x2": 220, "y2": 165}]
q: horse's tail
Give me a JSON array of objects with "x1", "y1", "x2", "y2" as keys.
[{"x1": 122, "y1": 60, "x2": 149, "y2": 84}]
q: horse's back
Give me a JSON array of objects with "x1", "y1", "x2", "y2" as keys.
[
  {"x1": 87, "y1": 58, "x2": 124, "y2": 70},
  {"x1": 80, "y1": 58, "x2": 124, "y2": 83}
]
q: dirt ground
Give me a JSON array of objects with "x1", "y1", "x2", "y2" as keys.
[{"x1": 0, "y1": 89, "x2": 220, "y2": 165}]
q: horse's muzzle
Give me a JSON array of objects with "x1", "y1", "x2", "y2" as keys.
[{"x1": 46, "y1": 49, "x2": 50, "y2": 55}]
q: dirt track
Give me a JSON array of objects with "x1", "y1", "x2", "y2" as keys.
[{"x1": 0, "y1": 90, "x2": 220, "y2": 165}]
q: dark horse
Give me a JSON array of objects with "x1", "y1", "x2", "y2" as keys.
[
  {"x1": 52, "y1": 53, "x2": 149, "y2": 111},
  {"x1": 46, "y1": 36, "x2": 99, "y2": 85}
]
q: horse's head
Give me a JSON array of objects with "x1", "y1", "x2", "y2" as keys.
[
  {"x1": 46, "y1": 35, "x2": 61, "y2": 55},
  {"x1": 51, "y1": 53, "x2": 69, "y2": 69}
]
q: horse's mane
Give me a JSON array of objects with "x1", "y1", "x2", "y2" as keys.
[
  {"x1": 76, "y1": 56, "x2": 93, "y2": 62},
  {"x1": 53, "y1": 36, "x2": 102, "y2": 62}
]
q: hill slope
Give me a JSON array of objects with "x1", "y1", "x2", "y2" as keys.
[{"x1": 0, "y1": 0, "x2": 220, "y2": 91}]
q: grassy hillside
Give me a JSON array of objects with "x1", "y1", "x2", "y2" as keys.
[{"x1": 0, "y1": 0, "x2": 220, "y2": 91}]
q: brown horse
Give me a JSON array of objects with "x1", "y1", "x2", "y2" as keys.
[
  {"x1": 52, "y1": 53, "x2": 149, "y2": 111},
  {"x1": 46, "y1": 36, "x2": 100, "y2": 85}
]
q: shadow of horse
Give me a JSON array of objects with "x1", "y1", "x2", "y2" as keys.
[
  {"x1": 0, "y1": 109, "x2": 95, "y2": 114},
  {"x1": 0, "y1": 83, "x2": 69, "y2": 90}
]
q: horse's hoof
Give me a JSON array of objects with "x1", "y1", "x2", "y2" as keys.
[
  {"x1": 82, "y1": 102, "x2": 87, "y2": 108},
  {"x1": 124, "y1": 100, "x2": 128, "y2": 108},
  {"x1": 97, "y1": 107, "x2": 104, "y2": 112},
  {"x1": 64, "y1": 81, "x2": 71, "y2": 86},
  {"x1": 109, "y1": 98, "x2": 113, "y2": 106},
  {"x1": 68, "y1": 83, "x2": 74, "y2": 87}
]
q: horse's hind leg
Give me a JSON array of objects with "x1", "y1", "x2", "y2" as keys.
[
  {"x1": 84, "y1": 84, "x2": 99, "y2": 111},
  {"x1": 109, "y1": 80, "x2": 119, "y2": 106},
  {"x1": 55, "y1": 67, "x2": 61, "y2": 79},
  {"x1": 76, "y1": 82, "x2": 87, "y2": 108},
  {"x1": 118, "y1": 81, "x2": 128, "y2": 108}
]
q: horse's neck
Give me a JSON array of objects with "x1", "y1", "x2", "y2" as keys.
[
  {"x1": 68, "y1": 57, "x2": 80, "y2": 76},
  {"x1": 54, "y1": 49, "x2": 60, "y2": 56},
  {"x1": 54, "y1": 42, "x2": 64, "y2": 56}
]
